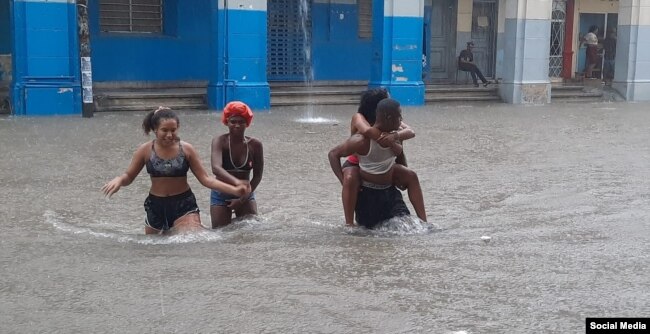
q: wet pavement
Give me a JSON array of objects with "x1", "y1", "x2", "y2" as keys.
[{"x1": 0, "y1": 101, "x2": 649, "y2": 333}]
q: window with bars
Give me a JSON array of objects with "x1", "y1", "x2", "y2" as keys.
[
  {"x1": 99, "y1": 0, "x2": 163, "y2": 33},
  {"x1": 358, "y1": 0, "x2": 372, "y2": 39},
  {"x1": 549, "y1": 0, "x2": 566, "y2": 77}
]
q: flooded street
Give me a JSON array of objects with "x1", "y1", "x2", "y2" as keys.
[{"x1": 1, "y1": 102, "x2": 649, "y2": 333}]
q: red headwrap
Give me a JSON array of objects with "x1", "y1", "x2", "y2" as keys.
[{"x1": 222, "y1": 101, "x2": 254, "y2": 127}]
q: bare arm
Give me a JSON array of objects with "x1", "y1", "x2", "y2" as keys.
[
  {"x1": 328, "y1": 135, "x2": 366, "y2": 185},
  {"x1": 101, "y1": 143, "x2": 147, "y2": 197},
  {"x1": 186, "y1": 142, "x2": 248, "y2": 196},
  {"x1": 398, "y1": 121, "x2": 415, "y2": 141},
  {"x1": 248, "y1": 139, "x2": 264, "y2": 193},
  {"x1": 351, "y1": 113, "x2": 381, "y2": 139},
  {"x1": 210, "y1": 135, "x2": 242, "y2": 186}
]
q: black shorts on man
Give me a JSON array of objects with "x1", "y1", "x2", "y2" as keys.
[{"x1": 355, "y1": 183, "x2": 410, "y2": 229}]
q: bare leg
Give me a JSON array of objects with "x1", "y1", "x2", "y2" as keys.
[
  {"x1": 171, "y1": 212, "x2": 206, "y2": 234},
  {"x1": 234, "y1": 200, "x2": 258, "y2": 218},
  {"x1": 211, "y1": 205, "x2": 233, "y2": 228},
  {"x1": 392, "y1": 165, "x2": 427, "y2": 222},
  {"x1": 586, "y1": 62, "x2": 596, "y2": 78},
  {"x1": 342, "y1": 166, "x2": 361, "y2": 226},
  {"x1": 145, "y1": 226, "x2": 161, "y2": 235}
]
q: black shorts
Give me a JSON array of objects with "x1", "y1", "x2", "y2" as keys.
[
  {"x1": 144, "y1": 190, "x2": 200, "y2": 231},
  {"x1": 342, "y1": 160, "x2": 359, "y2": 169},
  {"x1": 355, "y1": 185, "x2": 410, "y2": 229}
]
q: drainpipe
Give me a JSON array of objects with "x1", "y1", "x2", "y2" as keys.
[
  {"x1": 77, "y1": 0, "x2": 94, "y2": 117},
  {"x1": 222, "y1": 0, "x2": 229, "y2": 106},
  {"x1": 561, "y1": 0, "x2": 575, "y2": 80}
]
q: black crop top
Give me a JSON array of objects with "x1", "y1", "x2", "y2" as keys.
[
  {"x1": 222, "y1": 138, "x2": 253, "y2": 172},
  {"x1": 146, "y1": 141, "x2": 190, "y2": 177}
]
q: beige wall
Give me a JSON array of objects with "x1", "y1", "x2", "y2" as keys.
[
  {"x1": 458, "y1": 0, "x2": 473, "y2": 32},
  {"x1": 576, "y1": 0, "x2": 619, "y2": 14}
]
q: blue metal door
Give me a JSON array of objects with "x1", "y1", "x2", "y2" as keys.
[{"x1": 267, "y1": 0, "x2": 312, "y2": 81}]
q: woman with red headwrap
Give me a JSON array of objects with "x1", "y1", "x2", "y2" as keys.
[{"x1": 210, "y1": 101, "x2": 264, "y2": 227}]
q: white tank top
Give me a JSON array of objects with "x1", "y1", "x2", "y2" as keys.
[{"x1": 358, "y1": 139, "x2": 396, "y2": 174}]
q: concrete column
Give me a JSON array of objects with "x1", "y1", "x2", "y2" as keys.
[
  {"x1": 369, "y1": 0, "x2": 424, "y2": 105},
  {"x1": 500, "y1": 0, "x2": 552, "y2": 104},
  {"x1": 612, "y1": 0, "x2": 650, "y2": 101},
  {"x1": 11, "y1": 0, "x2": 81, "y2": 115},
  {"x1": 207, "y1": 0, "x2": 270, "y2": 111}
]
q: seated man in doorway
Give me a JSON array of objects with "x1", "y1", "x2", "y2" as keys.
[
  {"x1": 328, "y1": 98, "x2": 427, "y2": 229},
  {"x1": 458, "y1": 41, "x2": 491, "y2": 87}
]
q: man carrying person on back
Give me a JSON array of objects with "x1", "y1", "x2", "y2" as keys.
[{"x1": 328, "y1": 98, "x2": 427, "y2": 228}]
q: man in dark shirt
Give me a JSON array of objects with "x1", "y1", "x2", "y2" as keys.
[
  {"x1": 458, "y1": 41, "x2": 491, "y2": 87},
  {"x1": 602, "y1": 28, "x2": 617, "y2": 80}
]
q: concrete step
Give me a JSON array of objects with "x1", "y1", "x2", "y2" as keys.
[
  {"x1": 95, "y1": 102, "x2": 207, "y2": 112},
  {"x1": 551, "y1": 83, "x2": 604, "y2": 103},
  {"x1": 271, "y1": 99, "x2": 359, "y2": 107},
  {"x1": 552, "y1": 91, "x2": 603, "y2": 98},
  {"x1": 94, "y1": 87, "x2": 207, "y2": 112},
  {"x1": 425, "y1": 86, "x2": 498, "y2": 93},
  {"x1": 425, "y1": 84, "x2": 501, "y2": 103},
  {"x1": 426, "y1": 91, "x2": 497, "y2": 98},
  {"x1": 425, "y1": 95, "x2": 502, "y2": 103},
  {"x1": 271, "y1": 95, "x2": 359, "y2": 106},
  {"x1": 550, "y1": 96, "x2": 606, "y2": 103},
  {"x1": 270, "y1": 81, "x2": 365, "y2": 106}
]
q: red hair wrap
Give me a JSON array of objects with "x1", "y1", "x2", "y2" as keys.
[{"x1": 222, "y1": 101, "x2": 254, "y2": 127}]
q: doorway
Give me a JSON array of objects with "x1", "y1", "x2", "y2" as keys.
[
  {"x1": 423, "y1": 0, "x2": 457, "y2": 82},
  {"x1": 577, "y1": 13, "x2": 617, "y2": 79},
  {"x1": 471, "y1": 0, "x2": 497, "y2": 78}
]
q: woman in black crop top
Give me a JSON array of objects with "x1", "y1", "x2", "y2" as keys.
[
  {"x1": 210, "y1": 101, "x2": 264, "y2": 228},
  {"x1": 102, "y1": 107, "x2": 250, "y2": 235}
]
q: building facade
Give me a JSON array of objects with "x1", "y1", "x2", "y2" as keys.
[{"x1": 0, "y1": 0, "x2": 648, "y2": 116}]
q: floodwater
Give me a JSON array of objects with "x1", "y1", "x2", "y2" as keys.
[{"x1": 1, "y1": 102, "x2": 649, "y2": 333}]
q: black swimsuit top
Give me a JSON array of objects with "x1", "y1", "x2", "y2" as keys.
[
  {"x1": 146, "y1": 141, "x2": 190, "y2": 177},
  {"x1": 222, "y1": 138, "x2": 253, "y2": 172}
]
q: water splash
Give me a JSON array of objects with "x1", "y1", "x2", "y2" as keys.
[
  {"x1": 345, "y1": 216, "x2": 441, "y2": 237},
  {"x1": 298, "y1": 0, "x2": 317, "y2": 120},
  {"x1": 43, "y1": 210, "x2": 224, "y2": 245}
]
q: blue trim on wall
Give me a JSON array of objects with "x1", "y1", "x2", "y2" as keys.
[
  {"x1": 11, "y1": 0, "x2": 81, "y2": 115},
  {"x1": 370, "y1": 13, "x2": 424, "y2": 106},
  {"x1": 88, "y1": 0, "x2": 212, "y2": 82}
]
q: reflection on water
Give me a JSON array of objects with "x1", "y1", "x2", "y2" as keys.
[
  {"x1": 294, "y1": 116, "x2": 339, "y2": 124},
  {"x1": 2, "y1": 103, "x2": 650, "y2": 333}
]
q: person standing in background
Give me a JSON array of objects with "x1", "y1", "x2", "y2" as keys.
[
  {"x1": 602, "y1": 27, "x2": 617, "y2": 81},
  {"x1": 581, "y1": 25, "x2": 600, "y2": 79}
]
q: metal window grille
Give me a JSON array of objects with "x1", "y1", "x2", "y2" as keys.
[
  {"x1": 358, "y1": 0, "x2": 372, "y2": 39},
  {"x1": 549, "y1": 0, "x2": 566, "y2": 77},
  {"x1": 99, "y1": 0, "x2": 162, "y2": 33}
]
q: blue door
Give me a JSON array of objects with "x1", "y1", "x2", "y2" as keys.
[{"x1": 267, "y1": 0, "x2": 312, "y2": 81}]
